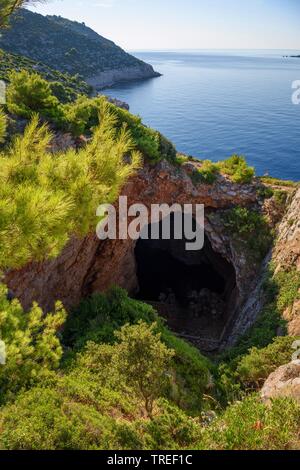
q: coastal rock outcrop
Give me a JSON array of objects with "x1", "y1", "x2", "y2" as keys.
[
  {"x1": 261, "y1": 360, "x2": 300, "y2": 404},
  {"x1": 5, "y1": 161, "x2": 259, "y2": 339},
  {"x1": 4, "y1": 152, "x2": 299, "y2": 349},
  {"x1": 88, "y1": 65, "x2": 161, "y2": 90}
]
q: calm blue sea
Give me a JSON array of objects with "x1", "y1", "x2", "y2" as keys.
[{"x1": 103, "y1": 50, "x2": 300, "y2": 181}]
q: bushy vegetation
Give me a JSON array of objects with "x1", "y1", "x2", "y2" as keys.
[
  {"x1": 62, "y1": 95, "x2": 176, "y2": 161},
  {"x1": 63, "y1": 287, "x2": 212, "y2": 416},
  {"x1": 193, "y1": 155, "x2": 255, "y2": 185},
  {"x1": 198, "y1": 396, "x2": 300, "y2": 450},
  {"x1": 235, "y1": 336, "x2": 297, "y2": 390},
  {"x1": 216, "y1": 264, "x2": 300, "y2": 408},
  {"x1": 5, "y1": 70, "x2": 176, "y2": 162},
  {"x1": 218, "y1": 154, "x2": 255, "y2": 183},
  {"x1": 0, "y1": 283, "x2": 66, "y2": 404},
  {"x1": 0, "y1": 286, "x2": 212, "y2": 450},
  {"x1": 195, "y1": 160, "x2": 219, "y2": 184},
  {"x1": 0, "y1": 9, "x2": 153, "y2": 78},
  {"x1": 0, "y1": 105, "x2": 141, "y2": 269},
  {"x1": 221, "y1": 266, "x2": 300, "y2": 363},
  {"x1": 0, "y1": 49, "x2": 91, "y2": 101},
  {"x1": 0, "y1": 283, "x2": 298, "y2": 451},
  {"x1": 260, "y1": 176, "x2": 298, "y2": 188},
  {"x1": 223, "y1": 206, "x2": 274, "y2": 261},
  {"x1": 7, "y1": 70, "x2": 64, "y2": 121}
]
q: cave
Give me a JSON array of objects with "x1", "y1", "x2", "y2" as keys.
[{"x1": 134, "y1": 216, "x2": 238, "y2": 348}]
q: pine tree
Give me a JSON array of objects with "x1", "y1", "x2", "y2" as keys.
[
  {"x1": 0, "y1": 283, "x2": 66, "y2": 402},
  {"x1": 0, "y1": 1, "x2": 44, "y2": 28},
  {"x1": 7, "y1": 70, "x2": 63, "y2": 121},
  {"x1": 0, "y1": 104, "x2": 141, "y2": 269}
]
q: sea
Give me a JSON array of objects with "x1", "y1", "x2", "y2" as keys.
[{"x1": 103, "y1": 50, "x2": 300, "y2": 181}]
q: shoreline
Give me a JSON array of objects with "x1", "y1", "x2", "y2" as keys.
[{"x1": 87, "y1": 64, "x2": 162, "y2": 91}]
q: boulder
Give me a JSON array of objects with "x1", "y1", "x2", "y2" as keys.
[{"x1": 261, "y1": 360, "x2": 300, "y2": 404}]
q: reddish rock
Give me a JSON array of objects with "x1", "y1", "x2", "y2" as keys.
[{"x1": 5, "y1": 161, "x2": 259, "y2": 314}]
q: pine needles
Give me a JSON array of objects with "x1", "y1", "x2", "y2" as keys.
[{"x1": 0, "y1": 104, "x2": 141, "y2": 269}]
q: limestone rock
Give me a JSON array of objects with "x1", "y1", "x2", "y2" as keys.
[
  {"x1": 261, "y1": 360, "x2": 300, "y2": 404},
  {"x1": 5, "y1": 160, "x2": 259, "y2": 314}
]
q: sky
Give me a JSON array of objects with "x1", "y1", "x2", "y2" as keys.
[{"x1": 30, "y1": 0, "x2": 300, "y2": 51}]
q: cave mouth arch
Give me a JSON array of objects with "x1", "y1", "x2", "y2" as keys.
[{"x1": 134, "y1": 216, "x2": 238, "y2": 347}]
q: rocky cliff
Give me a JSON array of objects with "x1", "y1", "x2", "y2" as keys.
[
  {"x1": 87, "y1": 64, "x2": 161, "y2": 90},
  {"x1": 5, "y1": 155, "x2": 290, "y2": 351},
  {"x1": 273, "y1": 188, "x2": 300, "y2": 336}
]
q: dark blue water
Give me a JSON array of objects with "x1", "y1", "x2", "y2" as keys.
[{"x1": 103, "y1": 50, "x2": 300, "y2": 181}]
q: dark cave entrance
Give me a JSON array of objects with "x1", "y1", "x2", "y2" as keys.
[{"x1": 134, "y1": 216, "x2": 238, "y2": 346}]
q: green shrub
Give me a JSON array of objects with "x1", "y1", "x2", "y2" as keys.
[
  {"x1": 0, "y1": 386, "x2": 123, "y2": 450},
  {"x1": 236, "y1": 336, "x2": 298, "y2": 389},
  {"x1": 224, "y1": 206, "x2": 273, "y2": 261},
  {"x1": 257, "y1": 186, "x2": 274, "y2": 199},
  {"x1": 62, "y1": 288, "x2": 212, "y2": 416},
  {"x1": 63, "y1": 95, "x2": 176, "y2": 161},
  {"x1": 260, "y1": 176, "x2": 298, "y2": 188},
  {"x1": 62, "y1": 95, "x2": 101, "y2": 135},
  {"x1": 132, "y1": 399, "x2": 202, "y2": 450},
  {"x1": 162, "y1": 329, "x2": 212, "y2": 415},
  {"x1": 62, "y1": 287, "x2": 158, "y2": 350},
  {"x1": 173, "y1": 154, "x2": 189, "y2": 166},
  {"x1": 273, "y1": 189, "x2": 288, "y2": 207},
  {"x1": 196, "y1": 160, "x2": 219, "y2": 184},
  {"x1": 0, "y1": 320, "x2": 203, "y2": 450},
  {"x1": 0, "y1": 50, "x2": 91, "y2": 101},
  {"x1": 6, "y1": 70, "x2": 64, "y2": 123},
  {"x1": 219, "y1": 155, "x2": 255, "y2": 184},
  {"x1": 219, "y1": 267, "x2": 300, "y2": 380},
  {"x1": 0, "y1": 283, "x2": 66, "y2": 403},
  {"x1": 219, "y1": 267, "x2": 290, "y2": 362},
  {"x1": 190, "y1": 155, "x2": 255, "y2": 185},
  {"x1": 198, "y1": 396, "x2": 300, "y2": 450},
  {"x1": 113, "y1": 322, "x2": 175, "y2": 419},
  {"x1": 0, "y1": 107, "x2": 141, "y2": 269},
  {"x1": 275, "y1": 269, "x2": 300, "y2": 312}
]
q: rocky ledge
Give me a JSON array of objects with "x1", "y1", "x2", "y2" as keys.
[{"x1": 87, "y1": 64, "x2": 161, "y2": 90}]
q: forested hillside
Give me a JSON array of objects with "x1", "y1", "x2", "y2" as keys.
[{"x1": 0, "y1": 9, "x2": 158, "y2": 79}]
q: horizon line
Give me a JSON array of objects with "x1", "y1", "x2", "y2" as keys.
[{"x1": 128, "y1": 48, "x2": 300, "y2": 52}]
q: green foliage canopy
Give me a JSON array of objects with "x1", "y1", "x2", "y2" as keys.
[
  {"x1": 0, "y1": 283, "x2": 66, "y2": 402},
  {"x1": 0, "y1": 106, "x2": 141, "y2": 269}
]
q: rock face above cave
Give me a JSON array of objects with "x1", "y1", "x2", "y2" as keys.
[
  {"x1": 5, "y1": 156, "x2": 298, "y2": 348},
  {"x1": 261, "y1": 360, "x2": 300, "y2": 404},
  {"x1": 5, "y1": 160, "x2": 259, "y2": 317},
  {"x1": 273, "y1": 188, "x2": 300, "y2": 273}
]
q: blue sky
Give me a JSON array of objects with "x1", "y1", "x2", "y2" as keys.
[{"x1": 30, "y1": 0, "x2": 300, "y2": 51}]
